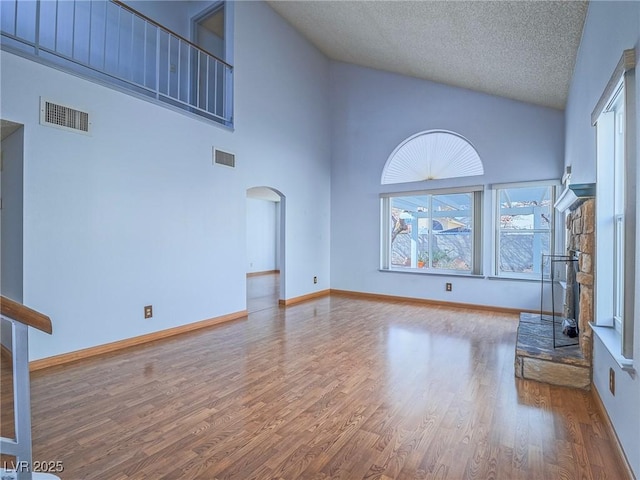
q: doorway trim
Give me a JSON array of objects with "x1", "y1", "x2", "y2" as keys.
[
  {"x1": 246, "y1": 186, "x2": 286, "y2": 303},
  {"x1": 190, "y1": 1, "x2": 234, "y2": 65}
]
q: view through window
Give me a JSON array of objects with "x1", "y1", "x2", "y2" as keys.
[
  {"x1": 495, "y1": 184, "x2": 556, "y2": 278},
  {"x1": 383, "y1": 191, "x2": 480, "y2": 273}
]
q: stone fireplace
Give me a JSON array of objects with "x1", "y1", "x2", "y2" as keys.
[
  {"x1": 514, "y1": 193, "x2": 595, "y2": 390},
  {"x1": 564, "y1": 198, "x2": 595, "y2": 363}
]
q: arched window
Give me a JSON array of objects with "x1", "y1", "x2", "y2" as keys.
[{"x1": 381, "y1": 130, "x2": 484, "y2": 185}]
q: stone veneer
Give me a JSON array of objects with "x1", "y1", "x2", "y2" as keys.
[
  {"x1": 514, "y1": 198, "x2": 595, "y2": 389},
  {"x1": 565, "y1": 198, "x2": 595, "y2": 363}
]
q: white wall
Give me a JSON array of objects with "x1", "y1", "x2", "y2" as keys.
[
  {"x1": 0, "y1": 127, "x2": 24, "y2": 302},
  {"x1": 329, "y1": 63, "x2": 565, "y2": 310},
  {"x1": 564, "y1": 2, "x2": 640, "y2": 476},
  {"x1": 246, "y1": 198, "x2": 277, "y2": 273},
  {"x1": 0, "y1": 0, "x2": 331, "y2": 360}
]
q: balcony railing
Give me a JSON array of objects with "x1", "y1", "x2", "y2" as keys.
[{"x1": 0, "y1": 0, "x2": 233, "y2": 126}]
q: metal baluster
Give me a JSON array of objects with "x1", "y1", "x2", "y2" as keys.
[
  {"x1": 167, "y1": 35, "x2": 171, "y2": 97},
  {"x1": 34, "y1": 0, "x2": 40, "y2": 55},
  {"x1": 87, "y1": 0, "x2": 92, "y2": 65},
  {"x1": 53, "y1": 0, "x2": 58, "y2": 52},
  {"x1": 14, "y1": 321, "x2": 32, "y2": 480},
  {"x1": 116, "y1": 7, "x2": 121, "y2": 74},
  {"x1": 128, "y1": 13, "x2": 133, "y2": 81},
  {"x1": 102, "y1": 1, "x2": 107, "y2": 71},
  {"x1": 187, "y1": 41, "x2": 191, "y2": 107},
  {"x1": 71, "y1": 0, "x2": 76, "y2": 58},
  {"x1": 196, "y1": 51, "x2": 201, "y2": 109},
  {"x1": 213, "y1": 60, "x2": 218, "y2": 115},
  {"x1": 225, "y1": 66, "x2": 233, "y2": 124},
  {"x1": 12, "y1": 0, "x2": 17, "y2": 36},
  {"x1": 143, "y1": 20, "x2": 147, "y2": 87},
  {"x1": 177, "y1": 39, "x2": 181, "y2": 101},
  {"x1": 205, "y1": 55, "x2": 209, "y2": 113},
  {"x1": 155, "y1": 27, "x2": 160, "y2": 99}
]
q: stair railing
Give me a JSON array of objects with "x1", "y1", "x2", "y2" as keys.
[{"x1": 0, "y1": 296, "x2": 57, "y2": 480}]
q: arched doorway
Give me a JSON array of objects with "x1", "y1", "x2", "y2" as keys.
[{"x1": 246, "y1": 187, "x2": 285, "y2": 312}]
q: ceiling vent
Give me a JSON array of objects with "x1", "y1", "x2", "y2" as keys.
[
  {"x1": 40, "y1": 98, "x2": 90, "y2": 134},
  {"x1": 213, "y1": 148, "x2": 235, "y2": 168}
]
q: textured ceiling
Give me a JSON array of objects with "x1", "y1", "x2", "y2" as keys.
[{"x1": 266, "y1": 1, "x2": 588, "y2": 110}]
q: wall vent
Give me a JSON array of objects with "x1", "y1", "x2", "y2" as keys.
[
  {"x1": 40, "y1": 98, "x2": 90, "y2": 134},
  {"x1": 214, "y1": 148, "x2": 235, "y2": 168}
]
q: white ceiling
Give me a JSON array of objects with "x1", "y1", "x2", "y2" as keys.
[{"x1": 266, "y1": 1, "x2": 588, "y2": 110}]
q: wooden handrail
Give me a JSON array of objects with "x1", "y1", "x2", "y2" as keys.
[{"x1": 1, "y1": 296, "x2": 52, "y2": 334}]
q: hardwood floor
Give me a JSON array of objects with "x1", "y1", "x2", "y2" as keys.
[
  {"x1": 247, "y1": 273, "x2": 280, "y2": 314},
  {"x1": 5, "y1": 278, "x2": 628, "y2": 479}
]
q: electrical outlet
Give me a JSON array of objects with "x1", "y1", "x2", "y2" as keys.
[
  {"x1": 445, "y1": 282, "x2": 452, "y2": 292},
  {"x1": 313, "y1": 276, "x2": 318, "y2": 284},
  {"x1": 609, "y1": 368, "x2": 615, "y2": 395},
  {"x1": 144, "y1": 305, "x2": 153, "y2": 319}
]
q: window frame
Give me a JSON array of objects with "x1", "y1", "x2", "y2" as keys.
[
  {"x1": 491, "y1": 181, "x2": 560, "y2": 280},
  {"x1": 611, "y1": 88, "x2": 626, "y2": 335},
  {"x1": 380, "y1": 186, "x2": 483, "y2": 275},
  {"x1": 592, "y1": 48, "x2": 636, "y2": 363},
  {"x1": 191, "y1": 1, "x2": 232, "y2": 63}
]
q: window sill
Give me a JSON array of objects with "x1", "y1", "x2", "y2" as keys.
[
  {"x1": 487, "y1": 275, "x2": 540, "y2": 283},
  {"x1": 379, "y1": 269, "x2": 484, "y2": 278},
  {"x1": 590, "y1": 323, "x2": 635, "y2": 372}
]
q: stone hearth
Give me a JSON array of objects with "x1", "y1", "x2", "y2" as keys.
[
  {"x1": 515, "y1": 313, "x2": 590, "y2": 389},
  {"x1": 514, "y1": 198, "x2": 594, "y2": 389}
]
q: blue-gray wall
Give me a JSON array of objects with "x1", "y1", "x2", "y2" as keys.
[{"x1": 329, "y1": 62, "x2": 565, "y2": 310}]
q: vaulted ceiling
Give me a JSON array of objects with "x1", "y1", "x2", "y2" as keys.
[{"x1": 267, "y1": 1, "x2": 588, "y2": 110}]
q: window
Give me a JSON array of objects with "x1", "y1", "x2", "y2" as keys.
[
  {"x1": 612, "y1": 91, "x2": 625, "y2": 334},
  {"x1": 381, "y1": 130, "x2": 483, "y2": 184},
  {"x1": 593, "y1": 48, "x2": 635, "y2": 362},
  {"x1": 381, "y1": 188, "x2": 482, "y2": 274},
  {"x1": 494, "y1": 183, "x2": 557, "y2": 279}
]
